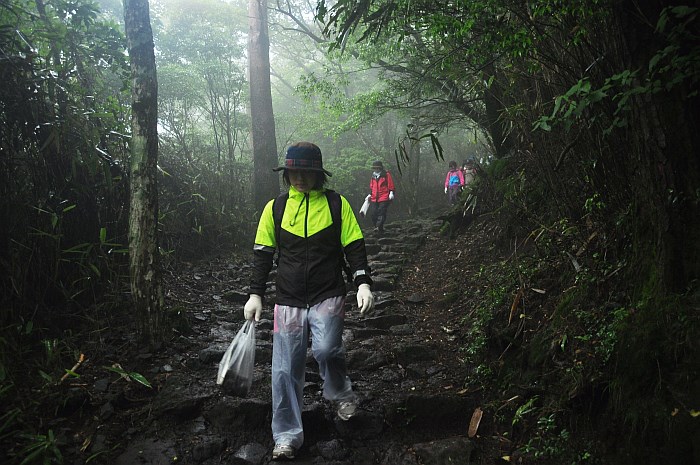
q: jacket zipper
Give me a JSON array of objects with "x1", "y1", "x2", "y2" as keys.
[{"x1": 304, "y1": 192, "x2": 310, "y2": 309}]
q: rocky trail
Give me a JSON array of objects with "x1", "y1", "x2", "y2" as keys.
[{"x1": 53, "y1": 215, "x2": 505, "y2": 465}]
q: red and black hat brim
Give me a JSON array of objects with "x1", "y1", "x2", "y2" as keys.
[{"x1": 272, "y1": 145, "x2": 332, "y2": 176}]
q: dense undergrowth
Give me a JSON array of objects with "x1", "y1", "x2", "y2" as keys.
[{"x1": 446, "y1": 159, "x2": 699, "y2": 465}]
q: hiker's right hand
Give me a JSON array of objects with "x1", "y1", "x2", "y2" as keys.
[
  {"x1": 357, "y1": 284, "x2": 374, "y2": 315},
  {"x1": 243, "y1": 294, "x2": 262, "y2": 321},
  {"x1": 365, "y1": 194, "x2": 371, "y2": 201},
  {"x1": 444, "y1": 187, "x2": 448, "y2": 194}
]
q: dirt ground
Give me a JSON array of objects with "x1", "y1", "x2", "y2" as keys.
[{"x1": 33, "y1": 214, "x2": 516, "y2": 464}]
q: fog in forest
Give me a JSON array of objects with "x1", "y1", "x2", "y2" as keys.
[{"x1": 2, "y1": 1, "x2": 697, "y2": 464}]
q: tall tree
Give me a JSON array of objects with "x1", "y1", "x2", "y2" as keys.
[
  {"x1": 124, "y1": 0, "x2": 164, "y2": 343},
  {"x1": 249, "y1": 0, "x2": 280, "y2": 211}
]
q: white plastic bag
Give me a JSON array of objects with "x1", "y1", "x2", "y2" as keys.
[
  {"x1": 216, "y1": 320, "x2": 256, "y2": 396},
  {"x1": 359, "y1": 195, "x2": 370, "y2": 216}
]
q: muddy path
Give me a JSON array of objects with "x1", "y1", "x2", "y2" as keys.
[{"x1": 54, "y1": 216, "x2": 505, "y2": 465}]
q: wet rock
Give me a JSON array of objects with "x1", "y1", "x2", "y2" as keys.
[
  {"x1": 223, "y1": 290, "x2": 249, "y2": 303},
  {"x1": 374, "y1": 297, "x2": 400, "y2": 310},
  {"x1": 390, "y1": 324, "x2": 414, "y2": 336},
  {"x1": 256, "y1": 328, "x2": 272, "y2": 342},
  {"x1": 300, "y1": 401, "x2": 334, "y2": 443},
  {"x1": 333, "y1": 409, "x2": 384, "y2": 440},
  {"x1": 365, "y1": 243, "x2": 382, "y2": 255},
  {"x1": 89, "y1": 434, "x2": 107, "y2": 454},
  {"x1": 303, "y1": 381, "x2": 321, "y2": 393},
  {"x1": 412, "y1": 436, "x2": 474, "y2": 465},
  {"x1": 387, "y1": 394, "x2": 474, "y2": 429},
  {"x1": 380, "y1": 444, "x2": 419, "y2": 465},
  {"x1": 99, "y1": 401, "x2": 114, "y2": 420},
  {"x1": 222, "y1": 370, "x2": 253, "y2": 397},
  {"x1": 156, "y1": 394, "x2": 208, "y2": 421},
  {"x1": 316, "y1": 438, "x2": 349, "y2": 460},
  {"x1": 205, "y1": 398, "x2": 271, "y2": 430},
  {"x1": 374, "y1": 251, "x2": 407, "y2": 265},
  {"x1": 405, "y1": 361, "x2": 436, "y2": 378},
  {"x1": 256, "y1": 319, "x2": 274, "y2": 331},
  {"x1": 199, "y1": 346, "x2": 224, "y2": 365},
  {"x1": 114, "y1": 438, "x2": 177, "y2": 465},
  {"x1": 192, "y1": 436, "x2": 226, "y2": 462},
  {"x1": 393, "y1": 343, "x2": 436, "y2": 365},
  {"x1": 347, "y1": 349, "x2": 389, "y2": 370},
  {"x1": 233, "y1": 442, "x2": 267, "y2": 463},
  {"x1": 56, "y1": 388, "x2": 89, "y2": 417},
  {"x1": 94, "y1": 378, "x2": 110, "y2": 392},
  {"x1": 376, "y1": 236, "x2": 402, "y2": 245},
  {"x1": 352, "y1": 327, "x2": 390, "y2": 340},
  {"x1": 254, "y1": 341, "x2": 273, "y2": 363},
  {"x1": 378, "y1": 367, "x2": 401, "y2": 383},
  {"x1": 383, "y1": 244, "x2": 419, "y2": 254},
  {"x1": 371, "y1": 276, "x2": 396, "y2": 291},
  {"x1": 190, "y1": 416, "x2": 207, "y2": 433},
  {"x1": 363, "y1": 314, "x2": 407, "y2": 329}
]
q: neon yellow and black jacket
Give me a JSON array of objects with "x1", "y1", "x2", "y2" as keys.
[{"x1": 250, "y1": 186, "x2": 372, "y2": 308}]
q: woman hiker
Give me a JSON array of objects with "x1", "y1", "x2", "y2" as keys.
[{"x1": 444, "y1": 160, "x2": 465, "y2": 205}]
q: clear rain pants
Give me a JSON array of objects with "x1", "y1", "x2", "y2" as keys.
[{"x1": 271, "y1": 296, "x2": 356, "y2": 449}]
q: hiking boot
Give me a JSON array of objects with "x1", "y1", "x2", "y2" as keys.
[
  {"x1": 272, "y1": 443, "x2": 296, "y2": 461},
  {"x1": 337, "y1": 400, "x2": 358, "y2": 421}
]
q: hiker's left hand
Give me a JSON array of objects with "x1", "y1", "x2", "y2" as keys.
[
  {"x1": 357, "y1": 284, "x2": 374, "y2": 315},
  {"x1": 244, "y1": 294, "x2": 262, "y2": 321},
  {"x1": 389, "y1": 191, "x2": 394, "y2": 200}
]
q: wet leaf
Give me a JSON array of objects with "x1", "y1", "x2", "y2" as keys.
[{"x1": 468, "y1": 407, "x2": 483, "y2": 438}]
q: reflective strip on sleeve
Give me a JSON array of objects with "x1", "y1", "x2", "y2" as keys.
[{"x1": 253, "y1": 244, "x2": 275, "y2": 253}]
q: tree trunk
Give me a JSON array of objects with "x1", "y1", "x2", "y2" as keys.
[
  {"x1": 248, "y1": 0, "x2": 279, "y2": 212},
  {"x1": 124, "y1": 0, "x2": 164, "y2": 344},
  {"x1": 618, "y1": 0, "x2": 700, "y2": 292}
]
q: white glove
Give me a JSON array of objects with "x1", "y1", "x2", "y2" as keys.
[
  {"x1": 389, "y1": 191, "x2": 394, "y2": 200},
  {"x1": 243, "y1": 294, "x2": 262, "y2": 321},
  {"x1": 444, "y1": 187, "x2": 448, "y2": 194},
  {"x1": 356, "y1": 284, "x2": 374, "y2": 315},
  {"x1": 365, "y1": 194, "x2": 371, "y2": 201}
]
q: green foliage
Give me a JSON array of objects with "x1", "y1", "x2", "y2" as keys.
[
  {"x1": 534, "y1": 6, "x2": 699, "y2": 135},
  {"x1": 106, "y1": 365, "x2": 152, "y2": 388},
  {"x1": 17, "y1": 430, "x2": 63, "y2": 465}
]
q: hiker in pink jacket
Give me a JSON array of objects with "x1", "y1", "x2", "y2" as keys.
[{"x1": 444, "y1": 160, "x2": 465, "y2": 205}]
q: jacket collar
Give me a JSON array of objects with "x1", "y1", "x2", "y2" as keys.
[{"x1": 288, "y1": 186, "x2": 325, "y2": 200}]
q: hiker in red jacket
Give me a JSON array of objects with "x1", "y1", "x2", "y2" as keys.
[{"x1": 367, "y1": 160, "x2": 395, "y2": 234}]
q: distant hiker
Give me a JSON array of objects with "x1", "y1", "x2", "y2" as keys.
[
  {"x1": 368, "y1": 160, "x2": 395, "y2": 234},
  {"x1": 462, "y1": 158, "x2": 477, "y2": 187},
  {"x1": 444, "y1": 160, "x2": 465, "y2": 205},
  {"x1": 243, "y1": 142, "x2": 375, "y2": 461}
]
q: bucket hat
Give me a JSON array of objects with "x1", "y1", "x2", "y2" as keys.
[
  {"x1": 371, "y1": 160, "x2": 384, "y2": 170},
  {"x1": 273, "y1": 143, "x2": 332, "y2": 176}
]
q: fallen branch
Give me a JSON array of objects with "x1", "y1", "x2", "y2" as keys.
[{"x1": 59, "y1": 353, "x2": 85, "y2": 384}]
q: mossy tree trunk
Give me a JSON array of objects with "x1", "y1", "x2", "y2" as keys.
[
  {"x1": 248, "y1": 0, "x2": 279, "y2": 212},
  {"x1": 124, "y1": 0, "x2": 165, "y2": 344},
  {"x1": 615, "y1": 0, "x2": 700, "y2": 293}
]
